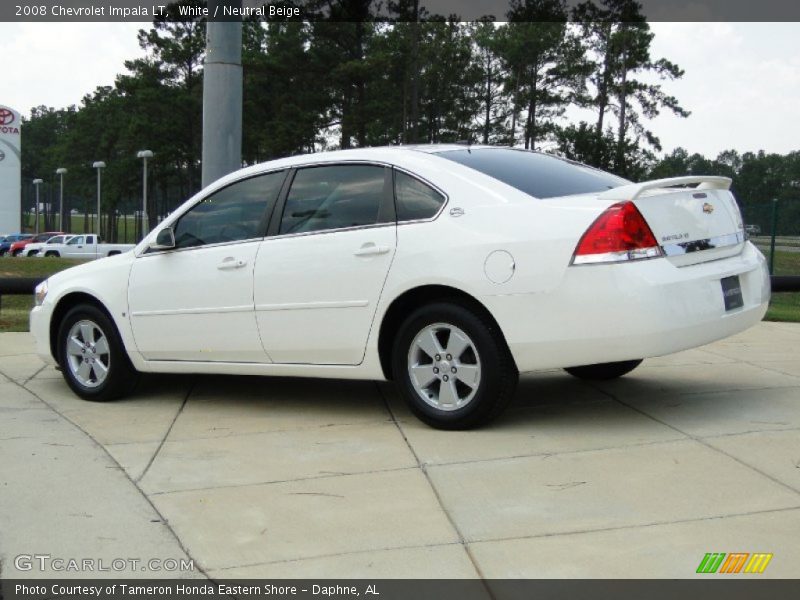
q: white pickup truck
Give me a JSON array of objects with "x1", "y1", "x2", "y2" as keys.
[{"x1": 36, "y1": 234, "x2": 134, "y2": 259}]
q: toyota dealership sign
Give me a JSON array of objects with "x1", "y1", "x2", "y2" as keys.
[{"x1": 0, "y1": 105, "x2": 21, "y2": 232}]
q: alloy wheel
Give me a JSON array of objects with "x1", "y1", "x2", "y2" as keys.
[
  {"x1": 407, "y1": 322, "x2": 482, "y2": 411},
  {"x1": 65, "y1": 319, "x2": 111, "y2": 388}
]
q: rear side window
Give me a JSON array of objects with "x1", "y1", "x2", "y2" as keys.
[
  {"x1": 173, "y1": 171, "x2": 286, "y2": 249},
  {"x1": 280, "y1": 165, "x2": 386, "y2": 235},
  {"x1": 437, "y1": 148, "x2": 629, "y2": 199},
  {"x1": 394, "y1": 171, "x2": 446, "y2": 221}
]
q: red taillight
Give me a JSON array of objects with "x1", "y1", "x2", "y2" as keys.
[{"x1": 572, "y1": 201, "x2": 663, "y2": 265}]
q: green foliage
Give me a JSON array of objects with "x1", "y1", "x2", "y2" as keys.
[
  {"x1": 19, "y1": 1, "x2": 701, "y2": 240},
  {"x1": 571, "y1": 0, "x2": 688, "y2": 178}
]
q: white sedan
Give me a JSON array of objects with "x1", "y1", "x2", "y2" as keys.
[{"x1": 30, "y1": 146, "x2": 770, "y2": 429}]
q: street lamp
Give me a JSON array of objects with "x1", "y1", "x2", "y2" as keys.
[
  {"x1": 56, "y1": 168, "x2": 68, "y2": 232},
  {"x1": 32, "y1": 179, "x2": 43, "y2": 234},
  {"x1": 137, "y1": 150, "x2": 153, "y2": 238},
  {"x1": 92, "y1": 161, "x2": 106, "y2": 234}
]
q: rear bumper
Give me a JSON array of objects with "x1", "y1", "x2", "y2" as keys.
[{"x1": 485, "y1": 242, "x2": 771, "y2": 372}]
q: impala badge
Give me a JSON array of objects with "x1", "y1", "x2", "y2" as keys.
[{"x1": 702, "y1": 203, "x2": 715, "y2": 214}]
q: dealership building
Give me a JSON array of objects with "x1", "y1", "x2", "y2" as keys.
[{"x1": 0, "y1": 104, "x2": 22, "y2": 233}]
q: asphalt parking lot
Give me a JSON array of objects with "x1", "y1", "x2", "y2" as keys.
[{"x1": 1, "y1": 323, "x2": 799, "y2": 579}]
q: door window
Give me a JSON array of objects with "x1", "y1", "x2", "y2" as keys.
[
  {"x1": 173, "y1": 171, "x2": 286, "y2": 250},
  {"x1": 67, "y1": 236, "x2": 84, "y2": 245},
  {"x1": 279, "y1": 165, "x2": 387, "y2": 235}
]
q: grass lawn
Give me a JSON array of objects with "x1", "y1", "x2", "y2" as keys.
[
  {"x1": 766, "y1": 293, "x2": 800, "y2": 323},
  {"x1": 764, "y1": 248, "x2": 800, "y2": 323},
  {"x1": 0, "y1": 250, "x2": 798, "y2": 333},
  {"x1": 0, "y1": 258, "x2": 83, "y2": 333}
]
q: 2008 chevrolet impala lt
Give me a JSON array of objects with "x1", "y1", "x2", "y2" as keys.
[{"x1": 30, "y1": 146, "x2": 770, "y2": 429}]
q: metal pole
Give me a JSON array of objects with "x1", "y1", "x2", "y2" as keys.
[
  {"x1": 96, "y1": 169, "x2": 101, "y2": 233},
  {"x1": 59, "y1": 174, "x2": 64, "y2": 232},
  {"x1": 202, "y1": 0, "x2": 243, "y2": 188},
  {"x1": 142, "y1": 157, "x2": 148, "y2": 237},
  {"x1": 136, "y1": 151, "x2": 153, "y2": 239},
  {"x1": 768, "y1": 198, "x2": 778, "y2": 275},
  {"x1": 56, "y1": 168, "x2": 67, "y2": 232},
  {"x1": 33, "y1": 181, "x2": 40, "y2": 234}
]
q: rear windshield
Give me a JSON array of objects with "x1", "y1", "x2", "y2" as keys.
[{"x1": 437, "y1": 148, "x2": 629, "y2": 199}]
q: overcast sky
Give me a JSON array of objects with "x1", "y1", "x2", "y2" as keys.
[{"x1": 1, "y1": 21, "x2": 798, "y2": 158}]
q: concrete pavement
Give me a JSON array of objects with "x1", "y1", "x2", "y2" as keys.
[
  {"x1": 0, "y1": 333, "x2": 197, "y2": 580},
  {"x1": 1, "y1": 323, "x2": 799, "y2": 579}
]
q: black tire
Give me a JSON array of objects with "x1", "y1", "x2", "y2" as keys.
[
  {"x1": 27, "y1": 250, "x2": 38, "y2": 257},
  {"x1": 392, "y1": 301, "x2": 518, "y2": 430},
  {"x1": 45, "y1": 250, "x2": 59, "y2": 257},
  {"x1": 564, "y1": 359, "x2": 643, "y2": 381},
  {"x1": 56, "y1": 303, "x2": 138, "y2": 402},
  {"x1": 0, "y1": 249, "x2": 7, "y2": 257},
  {"x1": 12, "y1": 249, "x2": 22, "y2": 257}
]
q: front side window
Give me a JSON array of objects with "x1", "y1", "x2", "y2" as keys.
[
  {"x1": 279, "y1": 165, "x2": 386, "y2": 235},
  {"x1": 67, "y1": 236, "x2": 84, "y2": 245},
  {"x1": 394, "y1": 171, "x2": 446, "y2": 221},
  {"x1": 173, "y1": 171, "x2": 286, "y2": 250}
]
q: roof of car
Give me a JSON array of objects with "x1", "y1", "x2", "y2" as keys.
[{"x1": 402, "y1": 143, "x2": 497, "y2": 153}]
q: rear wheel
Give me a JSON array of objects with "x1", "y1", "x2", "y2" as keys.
[
  {"x1": 564, "y1": 359, "x2": 643, "y2": 381},
  {"x1": 392, "y1": 302, "x2": 517, "y2": 430},
  {"x1": 12, "y1": 249, "x2": 22, "y2": 257},
  {"x1": 57, "y1": 304, "x2": 138, "y2": 402}
]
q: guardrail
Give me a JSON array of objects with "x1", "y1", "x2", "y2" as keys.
[
  {"x1": 0, "y1": 277, "x2": 44, "y2": 312},
  {"x1": 0, "y1": 276, "x2": 799, "y2": 311},
  {"x1": 771, "y1": 276, "x2": 800, "y2": 293}
]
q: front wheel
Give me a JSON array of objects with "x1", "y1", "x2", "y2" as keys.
[
  {"x1": 57, "y1": 304, "x2": 138, "y2": 402},
  {"x1": 392, "y1": 302, "x2": 518, "y2": 430},
  {"x1": 564, "y1": 359, "x2": 643, "y2": 381}
]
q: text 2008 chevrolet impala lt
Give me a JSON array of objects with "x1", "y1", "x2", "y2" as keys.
[{"x1": 30, "y1": 146, "x2": 770, "y2": 429}]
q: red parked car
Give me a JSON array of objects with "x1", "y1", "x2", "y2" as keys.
[{"x1": 8, "y1": 232, "x2": 64, "y2": 256}]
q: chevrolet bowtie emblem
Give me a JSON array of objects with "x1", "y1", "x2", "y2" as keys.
[{"x1": 702, "y1": 203, "x2": 714, "y2": 214}]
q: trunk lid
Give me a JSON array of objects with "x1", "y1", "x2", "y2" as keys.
[{"x1": 599, "y1": 176, "x2": 745, "y2": 267}]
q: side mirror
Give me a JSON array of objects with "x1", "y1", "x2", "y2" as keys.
[{"x1": 149, "y1": 227, "x2": 176, "y2": 251}]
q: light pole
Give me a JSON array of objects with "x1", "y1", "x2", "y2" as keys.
[
  {"x1": 92, "y1": 161, "x2": 106, "y2": 235},
  {"x1": 56, "y1": 168, "x2": 68, "y2": 232},
  {"x1": 137, "y1": 150, "x2": 153, "y2": 238},
  {"x1": 32, "y1": 179, "x2": 43, "y2": 234}
]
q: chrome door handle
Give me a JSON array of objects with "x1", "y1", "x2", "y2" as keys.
[
  {"x1": 217, "y1": 258, "x2": 247, "y2": 270},
  {"x1": 354, "y1": 243, "x2": 390, "y2": 257}
]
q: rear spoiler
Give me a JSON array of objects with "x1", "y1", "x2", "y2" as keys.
[{"x1": 599, "y1": 176, "x2": 732, "y2": 202}]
